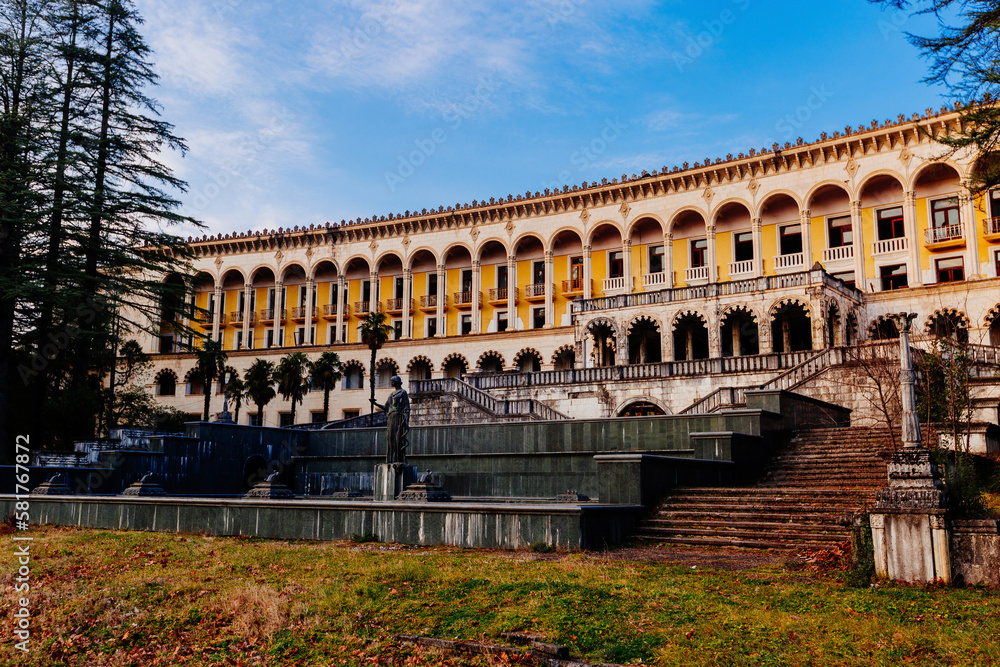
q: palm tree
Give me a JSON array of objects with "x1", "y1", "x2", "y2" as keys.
[
  {"x1": 275, "y1": 351, "x2": 310, "y2": 425},
  {"x1": 194, "y1": 338, "x2": 227, "y2": 421},
  {"x1": 359, "y1": 311, "x2": 392, "y2": 414},
  {"x1": 307, "y1": 351, "x2": 343, "y2": 422},
  {"x1": 244, "y1": 359, "x2": 276, "y2": 426},
  {"x1": 225, "y1": 374, "x2": 247, "y2": 424}
]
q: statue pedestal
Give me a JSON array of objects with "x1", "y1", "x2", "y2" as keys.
[
  {"x1": 870, "y1": 447, "x2": 951, "y2": 584},
  {"x1": 374, "y1": 463, "x2": 416, "y2": 502}
]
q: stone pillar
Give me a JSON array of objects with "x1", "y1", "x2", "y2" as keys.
[
  {"x1": 583, "y1": 244, "x2": 592, "y2": 299},
  {"x1": 622, "y1": 239, "x2": 632, "y2": 292},
  {"x1": 869, "y1": 313, "x2": 950, "y2": 584},
  {"x1": 435, "y1": 263, "x2": 445, "y2": 336},
  {"x1": 335, "y1": 276, "x2": 345, "y2": 343},
  {"x1": 506, "y1": 254, "x2": 517, "y2": 329},
  {"x1": 401, "y1": 268, "x2": 412, "y2": 339},
  {"x1": 751, "y1": 217, "x2": 763, "y2": 278},
  {"x1": 706, "y1": 224, "x2": 717, "y2": 283},
  {"x1": 961, "y1": 187, "x2": 980, "y2": 278},
  {"x1": 211, "y1": 284, "x2": 222, "y2": 343},
  {"x1": 799, "y1": 208, "x2": 812, "y2": 269},
  {"x1": 904, "y1": 190, "x2": 923, "y2": 286},
  {"x1": 241, "y1": 282, "x2": 252, "y2": 349},
  {"x1": 544, "y1": 250, "x2": 554, "y2": 327},
  {"x1": 373, "y1": 463, "x2": 416, "y2": 501},
  {"x1": 731, "y1": 318, "x2": 741, "y2": 357},
  {"x1": 665, "y1": 233, "x2": 675, "y2": 288},
  {"x1": 851, "y1": 200, "x2": 866, "y2": 290},
  {"x1": 471, "y1": 259, "x2": 481, "y2": 334},
  {"x1": 304, "y1": 278, "x2": 314, "y2": 345},
  {"x1": 369, "y1": 271, "x2": 378, "y2": 314},
  {"x1": 273, "y1": 280, "x2": 283, "y2": 348}
]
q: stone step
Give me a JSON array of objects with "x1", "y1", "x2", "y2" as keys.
[
  {"x1": 646, "y1": 518, "x2": 848, "y2": 533},
  {"x1": 634, "y1": 534, "x2": 845, "y2": 551},
  {"x1": 658, "y1": 503, "x2": 866, "y2": 515},
  {"x1": 638, "y1": 525, "x2": 847, "y2": 541},
  {"x1": 651, "y1": 510, "x2": 854, "y2": 523}
]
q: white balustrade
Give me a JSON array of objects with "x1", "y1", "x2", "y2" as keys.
[
  {"x1": 728, "y1": 260, "x2": 754, "y2": 276},
  {"x1": 774, "y1": 253, "x2": 804, "y2": 270},
  {"x1": 642, "y1": 271, "x2": 667, "y2": 288},
  {"x1": 821, "y1": 245, "x2": 853, "y2": 262},
  {"x1": 872, "y1": 237, "x2": 908, "y2": 255},
  {"x1": 684, "y1": 266, "x2": 709, "y2": 283}
]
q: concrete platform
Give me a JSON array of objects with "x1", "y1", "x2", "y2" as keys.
[{"x1": 0, "y1": 495, "x2": 643, "y2": 550}]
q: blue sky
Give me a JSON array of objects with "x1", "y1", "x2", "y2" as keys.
[{"x1": 135, "y1": 0, "x2": 945, "y2": 238}]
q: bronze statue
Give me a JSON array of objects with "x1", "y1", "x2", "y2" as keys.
[{"x1": 370, "y1": 375, "x2": 410, "y2": 463}]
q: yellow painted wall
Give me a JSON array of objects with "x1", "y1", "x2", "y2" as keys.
[
  {"x1": 760, "y1": 225, "x2": 778, "y2": 275},
  {"x1": 716, "y1": 233, "x2": 733, "y2": 282},
  {"x1": 809, "y1": 215, "x2": 825, "y2": 266},
  {"x1": 671, "y1": 238, "x2": 689, "y2": 286},
  {"x1": 592, "y1": 251, "x2": 609, "y2": 296}
]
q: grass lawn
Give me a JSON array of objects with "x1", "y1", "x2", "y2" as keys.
[{"x1": 2, "y1": 525, "x2": 999, "y2": 666}]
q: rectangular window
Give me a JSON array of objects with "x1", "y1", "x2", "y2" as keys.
[
  {"x1": 426, "y1": 316, "x2": 437, "y2": 338},
  {"x1": 991, "y1": 190, "x2": 1000, "y2": 219},
  {"x1": 249, "y1": 412, "x2": 261, "y2": 427},
  {"x1": 496, "y1": 265, "x2": 508, "y2": 289},
  {"x1": 265, "y1": 330, "x2": 274, "y2": 349},
  {"x1": 298, "y1": 285, "x2": 307, "y2": 308},
  {"x1": 828, "y1": 215, "x2": 852, "y2": 248},
  {"x1": 362, "y1": 280, "x2": 371, "y2": 303},
  {"x1": 343, "y1": 409, "x2": 360, "y2": 420},
  {"x1": 779, "y1": 224, "x2": 803, "y2": 255},
  {"x1": 460, "y1": 314, "x2": 472, "y2": 335},
  {"x1": 234, "y1": 330, "x2": 243, "y2": 350},
  {"x1": 207, "y1": 293, "x2": 216, "y2": 320},
  {"x1": 461, "y1": 269, "x2": 473, "y2": 293},
  {"x1": 608, "y1": 251, "x2": 624, "y2": 278},
  {"x1": 294, "y1": 327, "x2": 305, "y2": 346},
  {"x1": 392, "y1": 318, "x2": 403, "y2": 340},
  {"x1": 877, "y1": 206, "x2": 905, "y2": 240},
  {"x1": 427, "y1": 273, "x2": 437, "y2": 296},
  {"x1": 532, "y1": 307, "x2": 546, "y2": 329},
  {"x1": 311, "y1": 412, "x2": 325, "y2": 424},
  {"x1": 690, "y1": 239, "x2": 707, "y2": 268},
  {"x1": 931, "y1": 197, "x2": 960, "y2": 229},
  {"x1": 497, "y1": 310, "x2": 508, "y2": 332},
  {"x1": 648, "y1": 245, "x2": 664, "y2": 273},
  {"x1": 733, "y1": 232, "x2": 754, "y2": 262},
  {"x1": 832, "y1": 271, "x2": 856, "y2": 288},
  {"x1": 936, "y1": 256, "x2": 965, "y2": 283},
  {"x1": 393, "y1": 276, "x2": 403, "y2": 299},
  {"x1": 532, "y1": 260, "x2": 545, "y2": 285},
  {"x1": 570, "y1": 256, "x2": 583, "y2": 281},
  {"x1": 279, "y1": 413, "x2": 294, "y2": 427},
  {"x1": 996, "y1": 250, "x2": 1000, "y2": 278},
  {"x1": 158, "y1": 335, "x2": 174, "y2": 354},
  {"x1": 237, "y1": 289, "x2": 246, "y2": 315},
  {"x1": 880, "y1": 264, "x2": 908, "y2": 291}
]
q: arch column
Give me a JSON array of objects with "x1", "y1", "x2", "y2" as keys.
[
  {"x1": 799, "y1": 208, "x2": 813, "y2": 269},
  {"x1": 751, "y1": 217, "x2": 763, "y2": 278},
  {"x1": 583, "y1": 244, "x2": 592, "y2": 299},
  {"x1": 435, "y1": 263, "x2": 445, "y2": 336},
  {"x1": 707, "y1": 311, "x2": 720, "y2": 358},
  {"x1": 707, "y1": 225, "x2": 718, "y2": 282},
  {"x1": 401, "y1": 269, "x2": 412, "y2": 339},
  {"x1": 335, "y1": 276, "x2": 346, "y2": 343},
  {"x1": 211, "y1": 284, "x2": 222, "y2": 343},
  {"x1": 304, "y1": 277, "x2": 314, "y2": 345},
  {"x1": 851, "y1": 200, "x2": 866, "y2": 290},
  {"x1": 904, "y1": 190, "x2": 922, "y2": 286},
  {"x1": 471, "y1": 260, "x2": 481, "y2": 333},
  {"x1": 544, "y1": 250, "x2": 554, "y2": 327},
  {"x1": 273, "y1": 280, "x2": 283, "y2": 348},
  {"x1": 622, "y1": 239, "x2": 633, "y2": 292},
  {"x1": 665, "y1": 234, "x2": 675, "y2": 287},
  {"x1": 369, "y1": 271, "x2": 378, "y2": 314},
  {"x1": 506, "y1": 254, "x2": 517, "y2": 330},
  {"x1": 241, "y1": 282, "x2": 252, "y2": 349},
  {"x1": 961, "y1": 186, "x2": 981, "y2": 278}
]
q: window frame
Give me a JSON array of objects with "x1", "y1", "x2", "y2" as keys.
[
  {"x1": 733, "y1": 231, "x2": 754, "y2": 262},
  {"x1": 827, "y1": 215, "x2": 853, "y2": 249},
  {"x1": 930, "y1": 196, "x2": 960, "y2": 230},
  {"x1": 608, "y1": 250, "x2": 624, "y2": 278},
  {"x1": 935, "y1": 256, "x2": 965, "y2": 283},
  {"x1": 779, "y1": 223, "x2": 803, "y2": 256},
  {"x1": 876, "y1": 206, "x2": 905, "y2": 241},
  {"x1": 648, "y1": 245, "x2": 665, "y2": 274},
  {"x1": 689, "y1": 238, "x2": 708, "y2": 268},
  {"x1": 879, "y1": 263, "x2": 909, "y2": 291}
]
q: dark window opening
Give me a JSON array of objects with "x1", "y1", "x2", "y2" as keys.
[
  {"x1": 733, "y1": 232, "x2": 754, "y2": 262},
  {"x1": 648, "y1": 245, "x2": 664, "y2": 273},
  {"x1": 936, "y1": 256, "x2": 965, "y2": 283},
  {"x1": 828, "y1": 215, "x2": 852, "y2": 248},
  {"x1": 880, "y1": 264, "x2": 908, "y2": 291},
  {"x1": 608, "y1": 251, "x2": 624, "y2": 278},
  {"x1": 877, "y1": 206, "x2": 905, "y2": 240},
  {"x1": 690, "y1": 239, "x2": 708, "y2": 268},
  {"x1": 779, "y1": 224, "x2": 803, "y2": 255},
  {"x1": 931, "y1": 197, "x2": 960, "y2": 229},
  {"x1": 532, "y1": 307, "x2": 545, "y2": 329}
]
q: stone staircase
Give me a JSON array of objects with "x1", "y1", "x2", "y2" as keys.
[{"x1": 634, "y1": 426, "x2": 900, "y2": 551}]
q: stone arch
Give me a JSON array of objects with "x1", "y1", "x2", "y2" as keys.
[
  {"x1": 985, "y1": 304, "x2": 1000, "y2": 347},
  {"x1": 585, "y1": 219, "x2": 625, "y2": 247},
  {"x1": 248, "y1": 263, "x2": 278, "y2": 282},
  {"x1": 551, "y1": 344, "x2": 576, "y2": 370},
  {"x1": 405, "y1": 246, "x2": 439, "y2": 271},
  {"x1": 857, "y1": 170, "x2": 907, "y2": 197},
  {"x1": 477, "y1": 350, "x2": 505, "y2": 373},
  {"x1": 804, "y1": 180, "x2": 856, "y2": 207},
  {"x1": 375, "y1": 357, "x2": 399, "y2": 388},
  {"x1": 342, "y1": 359, "x2": 366, "y2": 389},
  {"x1": 154, "y1": 368, "x2": 178, "y2": 396},
  {"x1": 626, "y1": 313, "x2": 662, "y2": 335},
  {"x1": 868, "y1": 314, "x2": 900, "y2": 340},
  {"x1": 512, "y1": 231, "x2": 547, "y2": 252},
  {"x1": 908, "y1": 159, "x2": 967, "y2": 192},
  {"x1": 770, "y1": 299, "x2": 813, "y2": 353},
  {"x1": 666, "y1": 206, "x2": 709, "y2": 235},
  {"x1": 719, "y1": 304, "x2": 760, "y2": 357},
  {"x1": 513, "y1": 347, "x2": 543, "y2": 372},
  {"x1": 220, "y1": 267, "x2": 247, "y2": 284},
  {"x1": 624, "y1": 213, "x2": 667, "y2": 242},
  {"x1": 925, "y1": 307, "x2": 970, "y2": 342},
  {"x1": 309, "y1": 258, "x2": 341, "y2": 280},
  {"x1": 405, "y1": 355, "x2": 434, "y2": 377},
  {"x1": 615, "y1": 397, "x2": 670, "y2": 417},
  {"x1": 754, "y1": 189, "x2": 804, "y2": 219},
  {"x1": 442, "y1": 353, "x2": 469, "y2": 378},
  {"x1": 626, "y1": 314, "x2": 662, "y2": 364},
  {"x1": 278, "y1": 261, "x2": 309, "y2": 281},
  {"x1": 710, "y1": 197, "x2": 754, "y2": 223},
  {"x1": 671, "y1": 309, "x2": 709, "y2": 361},
  {"x1": 373, "y1": 249, "x2": 406, "y2": 271},
  {"x1": 473, "y1": 237, "x2": 510, "y2": 262},
  {"x1": 585, "y1": 317, "x2": 618, "y2": 367},
  {"x1": 183, "y1": 367, "x2": 206, "y2": 395}
]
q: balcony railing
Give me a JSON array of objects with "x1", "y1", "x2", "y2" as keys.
[
  {"x1": 291, "y1": 306, "x2": 317, "y2": 320},
  {"x1": 684, "y1": 266, "x2": 709, "y2": 283},
  {"x1": 452, "y1": 291, "x2": 482, "y2": 308},
  {"x1": 821, "y1": 245, "x2": 853, "y2": 262},
  {"x1": 488, "y1": 287, "x2": 518, "y2": 304},
  {"x1": 642, "y1": 271, "x2": 668, "y2": 288},
  {"x1": 419, "y1": 294, "x2": 447, "y2": 311},
  {"x1": 728, "y1": 260, "x2": 754, "y2": 276},
  {"x1": 602, "y1": 276, "x2": 631, "y2": 293},
  {"x1": 524, "y1": 283, "x2": 552, "y2": 301},
  {"x1": 986, "y1": 216, "x2": 1000, "y2": 236},
  {"x1": 872, "y1": 236, "x2": 907, "y2": 255},
  {"x1": 354, "y1": 301, "x2": 383, "y2": 314},
  {"x1": 259, "y1": 308, "x2": 286, "y2": 323},
  {"x1": 774, "y1": 252, "x2": 804, "y2": 270},
  {"x1": 384, "y1": 298, "x2": 413, "y2": 313},
  {"x1": 321, "y1": 303, "x2": 350, "y2": 318},
  {"x1": 924, "y1": 224, "x2": 964, "y2": 245},
  {"x1": 561, "y1": 278, "x2": 589, "y2": 295},
  {"x1": 229, "y1": 311, "x2": 256, "y2": 324}
]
